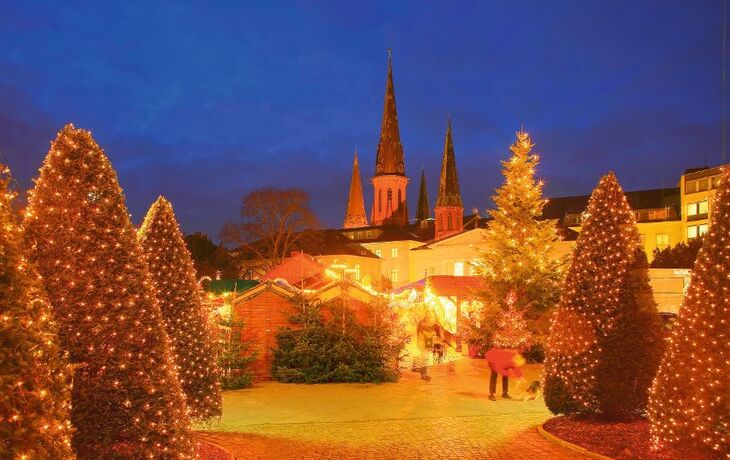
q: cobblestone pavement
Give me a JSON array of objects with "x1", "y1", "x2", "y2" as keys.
[{"x1": 196, "y1": 360, "x2": 587, "y2": 459}]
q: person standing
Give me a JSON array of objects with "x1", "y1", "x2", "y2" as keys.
[{"x1": 485, "y1": 347, "x2": 524, "y2": 401}]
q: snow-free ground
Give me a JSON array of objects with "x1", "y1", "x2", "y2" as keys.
[{"x1": 196, "y1": 359, "x2": 586, "y2": 459}]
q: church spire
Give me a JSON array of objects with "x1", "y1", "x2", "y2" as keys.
[
  {"x1": 416, "y1": 167, "x2": 430, "y2": 222},
  {"x1": 436, "y1": 116, "x2": 463, "y2": 208},
  {"x1": 434, "y1": 116, "x2": 464, "y2": 240},
  {"x1": 374, "y1": 49, "x2": 406, "y2": 176},
  {"x1": 343, "y1": 150, "x2": 368, "y2": 228}
]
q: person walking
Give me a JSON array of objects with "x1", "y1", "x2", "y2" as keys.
[{"x1": 485, "y1": 347, "x2": 524, "y2": 401}]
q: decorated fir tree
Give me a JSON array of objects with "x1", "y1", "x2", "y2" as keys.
[
  {"x1": 476, "y1": 129, "x2": 562, "y2": 317},
  {"x1": 492, "y1": 293, "x2": 532, "y2": 351},
  {"x1": 24, "y1": 125, "x2": 194, "y2": 458},
  {"x1": 139, "y1": 196, "x2": 223, "y2": 420},
  {"x1": 0, "y1": 165, "x2": 74, "y2": 459},
  {"x1": 648, "y1": 171, "x2": 730, "y2": 456},
  {"x1": 545, "y1": 172, "x2": 660, "y2": 416}
]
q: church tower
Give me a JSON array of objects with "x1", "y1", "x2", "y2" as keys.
[
  {"x1": 416, "y1": 167, "x2": 430, "y2": 223},
  {"x1": 371, "y1": 50, "x2": 409, "y2": 227},
  {"x1": 434, "y1": 117, "x2": 463, "y2": 240},
  {"x1": 343, "y1": 150, "x2": 368, "y2": 228}
]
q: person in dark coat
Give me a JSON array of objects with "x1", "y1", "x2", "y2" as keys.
[{"x1": 485, "y1": 347, "x2": 524, "y2": 401}]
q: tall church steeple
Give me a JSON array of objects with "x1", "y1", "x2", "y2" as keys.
[
  {"x1": 416, "y1": 167, "x2": 430, "y2": 222},
  {"x1": 343, "y1": 150, "x2": 368, "y2": 229},
  {"x1": 435, "y1": 116, "x2": 464, "y2": 240},
  {"x1": 371, "y1": 49, "x2": 409, "y2": 226}
]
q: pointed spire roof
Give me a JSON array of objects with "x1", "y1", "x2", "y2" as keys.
[
  {"x1": 343, "y1": 150, "x2": 368, "y2": 228},
  {"x1": 416, "y1": 167, "x2": 431, "y2": 221},
  {"x1": 375, "y1": 49, "x2": 406, "y2": 176},
  {"x1": 436, "y1": 116, "x2": 463, "y2": 208}
]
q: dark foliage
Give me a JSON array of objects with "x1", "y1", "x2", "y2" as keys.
[
  {"x1": 594, "y1": 249, "x2": 665, "y2": 420},
  {"x1": 185, "y1": 232, "x2": 238, "y2": 279},
  {"x1": 544, "y1": 374, "x2": 582, "y2": 415},
  {"x1": 650, "y1": 237, "x2": 703, "y2": 268},
  {"x1": 272, "y1": 296, "x2": 407, "y2": 383},
  {"x1": 522, "y1": 341, "x2": 545, "y2": 364}
]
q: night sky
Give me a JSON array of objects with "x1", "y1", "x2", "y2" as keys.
[{"x1": 1, "y1": 1, "x2": 725, "y2": 239}]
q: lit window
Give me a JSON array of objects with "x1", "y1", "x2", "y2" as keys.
[
  {"x1": 374, "y1": 249, "x2": 382, "y2": 258},
  {"x1": 454, "y1": 261, "x2": 464, "y2": 276},
  {"x1": 687, "y1": 203, "x2": 697, "y2": 217},
  {"x1": 354, "y1": 264, "x2": 361, "y2": 280},
  {"x1": 655, "y1": 233, "x2": 669, "y2": 247},
  {"x1": 699, "y1": 224, "x2": 708, "y2": 236},
  {"x1": 391, "y1": 247, "x2": 398, "y2": 258},
  {"x1": 698, "y1": 200, "x2": 709, "y2": 215},
  {"x1": 390, "y1": 268, "x2": 398, "y2": 282},
  {"x1": 685, "y1": 180, "x2": 698, "y2": 194},
  {"x1": 688, "y1": 226, "x2": 698, "y2": 239}
]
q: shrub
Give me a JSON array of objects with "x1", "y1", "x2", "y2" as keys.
[
  {"x1": 544, "y1": 374, "x2": 581, "y2": 415},
  {"x1": 272, "y1": 294, "x2": 408, "y2": 383},
  {"x1": 522, "y1": 341, "x2": 545, "y2": 364},
  {"x1": 650, "y1": 237, "x2": 702, "y2": 268}
]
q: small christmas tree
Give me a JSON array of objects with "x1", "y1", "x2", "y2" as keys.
[
  {"x1": 545, "y1": 172, "x2": 642, "y2": 415},
  {"x1": 0, "y1": 165, "x2": 74, "y2": 459},
  {"x1": 492, "y1": 292, "x2": 532, "y2": 351},
  {"x1": 648, "y1": 171, "x2": 730, "y2": 456},
  {"x1": 24, "y1": 125, "x2": 194, "y2": 457},
  {"x1": 476, "y1": 129, "x2": 562, "y2": 317},
  {"x1": 139, "y1": 197, "x2": 223, "y2": 420}
]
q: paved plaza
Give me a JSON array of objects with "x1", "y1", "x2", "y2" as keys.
[{"x1": 196, "y1": 359, "x2": 586, "y2": 459}]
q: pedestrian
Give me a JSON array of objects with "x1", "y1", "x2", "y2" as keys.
[{"x1": 485, "y1": 347, "x2": 524, "y2": 401}]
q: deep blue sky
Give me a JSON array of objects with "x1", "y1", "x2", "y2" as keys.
[{"x1": 0, "y1": 1, "x2": 725, "y2": 239}]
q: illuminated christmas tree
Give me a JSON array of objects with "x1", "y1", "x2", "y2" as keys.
[
  {"x1": 139, "y1": 196, "x2": 223, "y2": 420},
  {"x1": 24, "y1": 125, "x2": 194, "y2": 458},
  {"x1": 545, "y1": 172, "x2": 647, "y2": 415},
  {"x1": 0, "y1": 165, "x2": 74, "y2": 459},
  {"x1": 476, "y1": 129, "x2": 562, "y2": 317},
  {"x1": 648, "y1": 171, "x2": 730, "y2": 456},
  {"x1": 492, "y1": 293, "x2": 532, "y2": 350}
]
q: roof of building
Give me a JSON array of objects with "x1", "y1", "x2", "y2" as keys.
[
  {"x1": 374, "y1": 50, "x2": 406, "y2": 177},
  {"x1": 684, "y1": 165, "x2": 725, "y2": 181},
  {"x1": 236, "y1": 229, "x2": 378, "y2": 260},
  {"x1": 427, "y1": 275, "x2": 487, "y2": 298},
  {"x1": 542, "y1": 187, "x2": 680, "y2": 225},
  {"x1": 435, "y1": 118, "x2": 463, "y2": 208}
]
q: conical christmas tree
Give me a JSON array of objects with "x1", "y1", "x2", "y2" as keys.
[
  {"x1": 24, "y1": 125, "x2": 194, "y2": 458},
  {"x1": 545, "y1": 172, "x2": 642, "y2": 414},
  {"x1": 139, "y1": 196, "x2": 223, "y2": 420},
  {"x1": 476, "y1": 129, "x2": 561, "y2": 317},
  {"x1": 0, "y1": 165, "x2": 74, "y2": 459},
  {"x1": 648, "y1": 171, "x2": 730, "y2": 456},
  {"x1": 492, "y1": 293, "x2": 532, "y2": 350}
]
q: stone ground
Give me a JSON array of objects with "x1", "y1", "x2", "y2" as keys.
[{"x1": 196, "y1": 359, "x2": 587, "y2": 459}]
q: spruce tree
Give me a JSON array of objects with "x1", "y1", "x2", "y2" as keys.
[
  {"x1": 139, "y1": 196, "x2": 223, "y2": 420},
  {"x1": 476, "y1": 129, "x2": 562, "y2": 317},
  {"x1": 648, "y1": 171, "x2": 730, "y2": 456},
  {"x1": 545, "y1": 172, "x2": 643, "y2": 415},
  {"x1": 24, "y1": 125, "x2": 194, "y2": 458},
  {"x1": 0, "y1": 165, "x2": 74, "y2": 459}
]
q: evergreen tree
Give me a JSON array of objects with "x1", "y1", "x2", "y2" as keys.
[
  {"x1": 24, "y1": 125, "x2": 194, "y2": 458},
  {"x1": 139, "y1": 197, "x2": 223, "y2": 420},
  {"x1": 648, "y1": 171, "x2": 730, "y2": 456},
  {"x1": 545, "y1": 172, "x2": 643, "y2": 415},
  {"x1": 492, "y1": 295, "x2": 532, "y2": 351},
  {"x1": 594, "y1": 248, "x2": 664, "y2": 420},
  {"x1": 0, "y1": 165, "x2": 74, "y2": 459},
  {"x1": 476, "y1": 129, "x2": 562, "y2": 317}
]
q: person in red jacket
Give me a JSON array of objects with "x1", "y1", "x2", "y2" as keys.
[{"x1": 485, "y1": 347, "x2": 524, "y2": 401}]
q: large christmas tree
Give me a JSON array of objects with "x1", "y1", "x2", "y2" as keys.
[
  {"x1": 648, "y1": 171, "x2": 730, "y2": 456},
  {"x1": 0, "y1": 165, "x2": 74, "y2": 459},
  {"x1": 139, "y1": 196, "x2": 222, "y2": 420},
  {"x1": 545, "y1": 172, "x2": 661, "y2": 416},
  {"x1": 476, "y1": 129, "x2": 562, "y2": 317},
  {"x1": 24, "y1": 125, "x2": 194, "y2": 458}
]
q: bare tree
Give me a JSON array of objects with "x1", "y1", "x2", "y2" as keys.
[{"x1": 220, "y1": 187, "x2": 319, "y2": 271}]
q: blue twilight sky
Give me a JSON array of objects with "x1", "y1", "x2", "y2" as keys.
[{"x1": 0, "y1": 1, "x2": 725, "y2": 239}]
